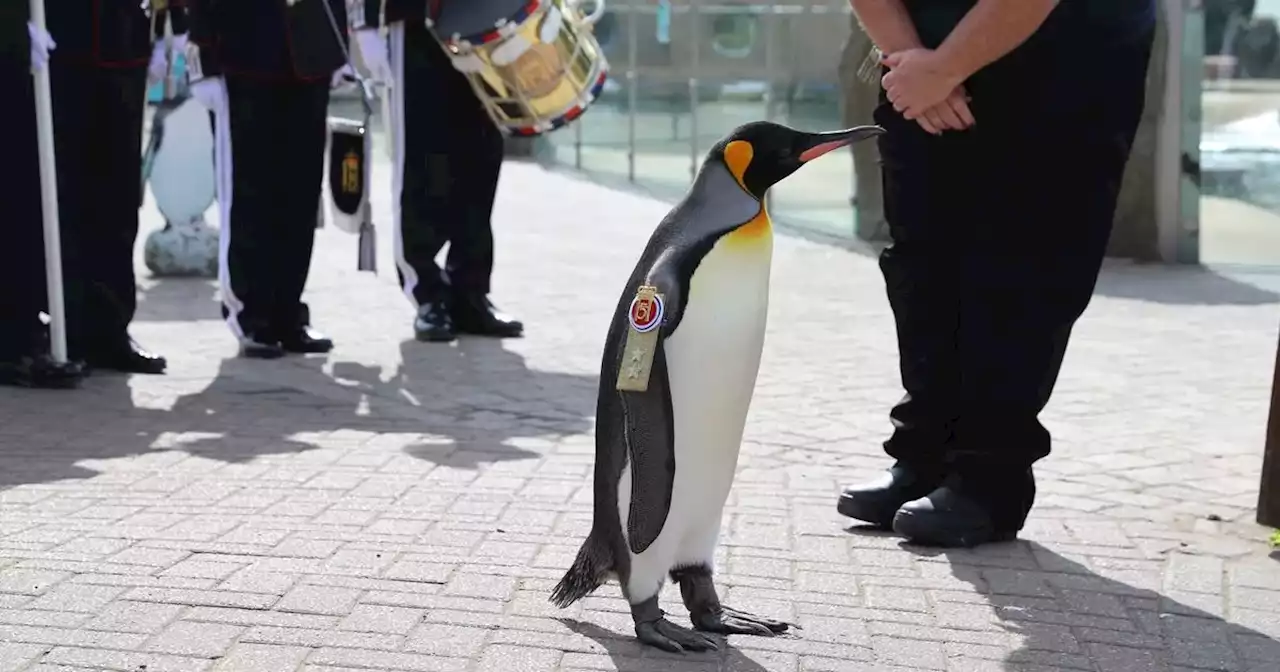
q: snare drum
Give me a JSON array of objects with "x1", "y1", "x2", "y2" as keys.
[{"x1": 426, "y1": 0, "x2": 609, "y2": 137}]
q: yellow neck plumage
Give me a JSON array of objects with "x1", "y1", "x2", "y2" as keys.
[{"x1": 720, "y1": 140, "x2": 772, "y2": 246}]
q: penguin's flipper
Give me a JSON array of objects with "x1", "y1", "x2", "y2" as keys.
[{"x1": 618, "y1": 337, "x2": 676, "y2": 557}]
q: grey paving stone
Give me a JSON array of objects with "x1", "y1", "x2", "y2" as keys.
[
  {"x1": 212, "y1": 643, "x2": 310, "y2": 672},
  {"x1": 0, "y1": 642, "x2": 48, "y2": 672},
  {"x1": 338, "y1": 604, "x2": 425, "y2": 635},
  {"x1": 146, "y1": 621, "x2": 244, "y2": 658},
  {"x1": 83, "y1": 600, "x2": 185, "y2": 634},
  {"x1": 275, "y1": 585, "x2": 362, "y2": 616}
]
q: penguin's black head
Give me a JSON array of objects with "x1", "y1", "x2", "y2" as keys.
[{"x1": 709, "y1": 121, "x2": 885, "y2": 200}]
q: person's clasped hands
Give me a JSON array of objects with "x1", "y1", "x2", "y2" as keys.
[{"x1": 880, "y1": 48, "x2": 975, "y2": 136}]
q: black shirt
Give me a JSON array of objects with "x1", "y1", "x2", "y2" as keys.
[
  {"x1": 1065, "y1": 0, "x2": 1158, "y2": 41},
  {"x1": 906, "y1": 0, "x2": 1157, "y2": 50}
]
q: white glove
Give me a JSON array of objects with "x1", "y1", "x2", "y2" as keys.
[
  {"x1": 355, "y1": 28, "x2": 391, "y2": 83},
  {"x1": 331, "y1": 63, "x2": 356, "y2": 89},
  {"x1": 148, "y1": 34, "x2": 188, "y2": 83},
  {"x1": 190, "y1": 76, "x2": 226, "y2": 114},
  {"x1": 27, "y1": 22, "x2": 56, "y2": 72}
]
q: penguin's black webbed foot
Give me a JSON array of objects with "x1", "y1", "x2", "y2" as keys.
[
  {"x1": 635, "y1": 617, "x2": 720, "y2": 653},
  {"x1": 690, "y1": 605, "x2": 790, "y2": 636},
  {"x1": 631, "y1": 595, "x2": 718, "y2": 653},
  {"x1": 672, "y1": 565, "x2": 791, "y2": 637}
]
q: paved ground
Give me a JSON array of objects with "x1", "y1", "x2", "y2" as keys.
[{"x1": 2, "y1": 152, "x2": 1280, "y2": 672}]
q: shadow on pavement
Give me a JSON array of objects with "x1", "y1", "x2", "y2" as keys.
[
  {"x1": 0, "y1": 366, "x2": 325, "y2": 490},
  {"x1": 560, "y1": 617, "x2": 770, "y2": 672},
  {"x1": 0, "y1": 337, "x2": 596, "y2": 489},
  {"x1": 891, "y1": 540, "x2": 1280, "y2": 670},
  {"x1": 296, "y1": 337, "x2": 596, "y2": 469},
  {"x1": 1093, "y1": 265, "x2": 1280, "y2": 306}
]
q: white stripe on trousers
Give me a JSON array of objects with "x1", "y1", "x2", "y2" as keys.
[
  {"x1": 388, "y1": 23, "x2": 421, "y2": 307},
  {"x1": 211, "y1": 79, "x2": 246, "y2": 340}
]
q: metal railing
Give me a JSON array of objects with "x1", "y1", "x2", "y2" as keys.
[{"x1": 545, "y1": 1, "x2": 860, "y2": 236}]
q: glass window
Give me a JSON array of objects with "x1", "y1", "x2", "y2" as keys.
[
  {"x1": 542, "y1": 1, "x2": 863, "y2": 241},
  {"x1": 1200, "y1": 0, "x2": 1280, "y2": 267}
]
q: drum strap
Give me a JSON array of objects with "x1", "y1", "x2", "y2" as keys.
[{"x1": 319, "y1": 0, "x2": 376, "y2": 122}]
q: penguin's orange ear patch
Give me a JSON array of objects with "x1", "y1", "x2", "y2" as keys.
[{"x1": 723, "y1": 140, "x2": 753, "y2": 191}]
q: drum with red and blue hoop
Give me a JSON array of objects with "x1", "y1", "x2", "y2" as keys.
[{"x1": 425, "y1": 0, "x2": 609, "y2": 137}]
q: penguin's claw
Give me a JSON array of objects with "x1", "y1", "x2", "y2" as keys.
[
  {"x1": 723, "y1": 606, "x2": 792, "y2": 633},
  {"x1": 692, "y1": 606, "x2": 790, "y2": 636},
  {"x1": 636, "y1": 618, "x2": 719, "y2": 653}
]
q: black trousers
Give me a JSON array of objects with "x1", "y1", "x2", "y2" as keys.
[
  {"x1": 0, "y1": 56, "x2": 48, "y2": 360},
  {"x1": 389, "y1": 20, "x2": 502, "y2": 306},
  {"x1": 874, "y1": 26, "x2": 1154, "y2": 530},
  {"x1": 0, "y1": 59, "x2": 146, "y2": 361},
  {"x1": 53, "y1": 63, "x2": 148, "y2": 358},
  {"x1": 218, "y1": 76, "x2": 330, "y2": 340}
]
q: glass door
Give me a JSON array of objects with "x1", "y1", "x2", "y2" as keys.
[{"x1": 1199, "y1": 0, "x2": 1280, "y2": 267}]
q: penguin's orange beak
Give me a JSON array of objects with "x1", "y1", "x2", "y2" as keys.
[{"x1": 798, "y1": 125, "x2": 885, "y2": 163}]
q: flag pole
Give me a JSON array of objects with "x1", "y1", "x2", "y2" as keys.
[{"x1": 29, "y1": 0, "x2": 68, "y2": 363}]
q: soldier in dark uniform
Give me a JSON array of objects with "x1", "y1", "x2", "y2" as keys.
[
  {"x1": 837, "y1": 0, "x2": 1157, "y2": 547},
  {"x1": 0, "y1": 2, "x2": 182, "y2": 387},
  {"x1": 44, "y1": 0, "x2": 185, "y2": 375},
  {"x1": 351, "y1": 0, "x2": 524, "y2": 343},
  {"x1": 0, "y1": 5, "x2": 84, "y2": 388},
  {"x1": 184, "y1": 0, "x2": 348, "y2": 359}
]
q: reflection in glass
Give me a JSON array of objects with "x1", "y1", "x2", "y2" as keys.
[
  {"x1": 540, "y1": 1, "x2": 860, "y2": 239},
  {"x1": 1200, "y1": 0, "x2": 1280, "y2": 266}
]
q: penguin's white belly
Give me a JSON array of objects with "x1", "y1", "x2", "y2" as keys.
[{"x1": 618, "y1": 231, "x2": 772, "y2": 599}]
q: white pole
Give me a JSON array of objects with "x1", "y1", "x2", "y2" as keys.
[{"x1": 29, "y1": 0, "x2": 68, "y2": 363}]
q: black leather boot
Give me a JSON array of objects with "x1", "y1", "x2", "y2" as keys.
[
  {"x1": 281, "y1": 326, "x2": 334, "y2": 354},
  {"x1": 238, "y1": 334, "x2": 285, "y2": 359},
  {"x1": 836, "y1": 462, "x2": 944, "y2": 529},
  {"x1": 0, "y1": 354, "x2": 85, "y2": 389},
  {"x1": 451, "y1": 293, "x2": 523, "y2": 338},
  {"x1": 414, "y1": 300, "x2": 456, "y2": 342},
  {"x1": 86, "y1": 337, "x2": 167, "y2": 374},
  {"x1": 892, "y1": 474, "x2": 1020, "y2": 548}
]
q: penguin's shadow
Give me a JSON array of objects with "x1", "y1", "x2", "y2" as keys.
[{"x1": 557, "y1": 618, "x2": 772, "y2": 671}]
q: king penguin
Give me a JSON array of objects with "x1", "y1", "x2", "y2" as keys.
[{"x1": 550, "y1": 120, "x2": 885, "y2": 652}]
